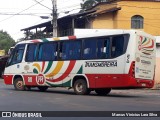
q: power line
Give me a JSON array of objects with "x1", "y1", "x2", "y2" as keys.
[
  {"x1": 0, "y1": 0, "x2": 45, "y2": 23},
  {"x1": 0, "y1": 12, "x2": 51, "y2": 16},
  {"x1": 58, "y1": 4, "x2": 80, "y2": 10},
  {"x1": 33, "y1": 0, "x2": 52, "y2": 10}
]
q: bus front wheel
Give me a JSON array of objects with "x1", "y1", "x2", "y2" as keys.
[
  {"x1": 95, "y1": 88, "x2": 111, "y2": 96},
  {"x1": 73, "y1": 79, "x2": 90, "y2": 95},
  {"x1": 13, "y1": 78, "x2": 25, "y2": 91}
]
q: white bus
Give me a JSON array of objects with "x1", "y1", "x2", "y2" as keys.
[{"x1": 4, "y1": 30, "x2": 156, "y2": 95}]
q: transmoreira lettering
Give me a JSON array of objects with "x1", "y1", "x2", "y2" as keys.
[{"x1": 85, "y1": 61, "x2": 117, "y2": 67}]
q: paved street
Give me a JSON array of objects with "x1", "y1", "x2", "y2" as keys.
[{"x1": 0, "y1": 78, "x2": 160, "y2": 120}]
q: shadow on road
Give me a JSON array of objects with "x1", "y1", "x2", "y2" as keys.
[{"x1": 3, "y1": 86, "x2": 143, "y2": 98}]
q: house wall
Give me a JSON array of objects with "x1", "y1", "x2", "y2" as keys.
[
  {"x1": 91, "y1": 0, "x2": 160, "y2": 36},
  {"x1": 117, "y1": 1, "x2": 160, "y2": 36},
  {"x1": 93, "y1": 13, "x2": 114, "y2": 29}
]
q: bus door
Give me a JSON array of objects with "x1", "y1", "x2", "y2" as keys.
[
  {"x1": 5, "y1": 44, "x2": 26, "y2": 76},
  {"x1": 4, "y1": 44, "x2": 25, "y2": 84}
]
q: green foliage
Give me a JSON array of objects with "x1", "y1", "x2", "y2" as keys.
[
  {"x1": 0, "y1": 30, "x2": 15, "y2": 54},
  {"x1": 23, "y1": 30, "x2": 52, "y2": 40},
  {"x1": 81, "y1": 0, "x2": 109, "y2": 10}
]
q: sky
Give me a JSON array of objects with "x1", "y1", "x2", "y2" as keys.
[{"x1": 0, "y1": 0, "x2": 82, "y2": 41}]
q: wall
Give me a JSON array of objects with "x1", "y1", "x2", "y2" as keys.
[
  {"x1": 93, "y1": 13, "x2": 114, "y2": 29},
  {"x1": 117, "y1": 1, "x2": 160, "y2": 36},
  {"x1": 91, "y1": 0, "x2": 160, "y2": 36}
]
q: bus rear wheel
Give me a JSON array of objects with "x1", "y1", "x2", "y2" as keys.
[
  {"x1": 13, "y1": 78, "x2": 25, "y2": 91},
  {"x1": 38, "y1": 86, "x2": 48, "y2": 92},
  {"x1": 73, "y1": 79, "x2": 90, "y2": 95},
  {"x1": 95, "y1": 88, "x2": 111, "y2": 96}
]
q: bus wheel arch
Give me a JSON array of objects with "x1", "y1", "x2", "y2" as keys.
[
  {"x1": 13, "y1": 75, "x2": 25, "y2": 91},
  {"x1": 72, "y1": 75, "x2": 91, "y2": 95}
]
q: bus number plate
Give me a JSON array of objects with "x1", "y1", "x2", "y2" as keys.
[{"x1": 141, "y1": 83, "x2": 146, "y2": 87}]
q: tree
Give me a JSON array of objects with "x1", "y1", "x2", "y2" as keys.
[
  {"x1": 0, "y1": 30, "x2": 15, "y2": 54},
  {"x1": 23, "y1": 30, "x2": 52, "y2": 40},
  {"x1": 81, "y1": 0, "x2": 109, "y2": 10}
]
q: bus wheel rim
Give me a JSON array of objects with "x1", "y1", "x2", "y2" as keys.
[
  {"x1": 16, "y1": 81, "x2": 23, "y2": 89},
  {"x1": 76, "y1": 83, "x2": 83, "y2": 92}
]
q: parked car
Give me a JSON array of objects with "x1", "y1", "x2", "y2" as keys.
[{"x1": 0, "y1": 55, "x2": 9, "y2": 78}]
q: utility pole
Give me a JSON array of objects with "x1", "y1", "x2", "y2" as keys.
[{"x1": 52, "y1": 0, "x2": 57, "y2": 37}]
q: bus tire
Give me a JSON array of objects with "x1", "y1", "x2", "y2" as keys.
[
  {"x1": 13, "y1": 78, "x2": 25, "y2": 91},
  {"x1": 73, "y1": 79, "x2": 90, "y2": 95},
  {"x1": 38, "y1": 86, "x2": 48, "y2": 92},
  {"x1": 1, "y1": 71, "x2": 4, "y2": 79},
  {"x1": 95, "y1": 88, "x2": 111, "y2": 96}
]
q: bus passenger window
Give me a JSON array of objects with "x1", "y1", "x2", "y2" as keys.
[
  {"x1": 83, "y1": 39, "x2": 96, "y2": 59},
  {"x1": 26, "y1": 44, "x2": 38, "y2": 62},
  {"x1": 60, "y1": 41, "x2": 81, "y2": 60},
  {"x1": 97, "y1": 40, "x2": 105, "y2": 59},
  {"x1": 97, "y1": 38, "x2": 110, "y2": 59},
  {"x1": 38, "y1": 43, "x2": 58, "y2": 61},
  {"x1": 111, "y1": 36, "x2": 124, "y2": 58}
]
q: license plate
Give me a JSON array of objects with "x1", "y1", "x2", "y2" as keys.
[{"x1": 142, "y1": 83, "x2": 146, "y2": 87}]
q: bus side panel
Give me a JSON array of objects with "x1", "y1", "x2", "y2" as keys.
[
  {"x1": 86, "y1": 74, "x2": 154, "y2": 88},
  {"x1": 124, "y1": 32, "x2": 136, "y2": 75},
  {"x1": 23, "y1": 75, "x2": 38, "y2": 86},
  {"x1": 4, "y1": 75, "x2": 13, "y2": 85}
]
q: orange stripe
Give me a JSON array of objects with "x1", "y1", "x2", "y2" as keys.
[
  {"x1": 45, "y1": 61, "x2": 64, "y2": 78},
  {"x1": 142, "y1": 39, "x2": 150, "y2": 47},
  {"x1": 53, "y1": 37, "x2": 60, "y2": 41},
  {"x1": 33, "y1": 63, "x2": 41, "y2": 72},
  {"x1": 46, "y1": 61, "x2": 76, "y2": 82}
]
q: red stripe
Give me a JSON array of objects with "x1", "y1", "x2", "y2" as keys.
[
  {"x1": 31, "y1": 40, "x2": 40, "y2": 43},
  {"x1": 143, "y1": 40, "x2": 154, "y2": 49},
  {"x1": 47, "y1": 60, "x2": 76, "y2": 82},
  {"x1": 140, "y1": 36, "x2": 143, "y2": 42},
  {"x1": 68, "y1": 36, "x2": 76, "y2": 40},
  {"x1": 41, "y1": 61, "x2": 45, "y2": 72}
]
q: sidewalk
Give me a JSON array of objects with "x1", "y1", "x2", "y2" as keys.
[{"x1": 152, "y1": 83, "x2": 160, "y2": 90}]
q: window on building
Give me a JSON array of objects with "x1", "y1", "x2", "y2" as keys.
[{"x1": 131, "y1": 15, "x2": 144, "y2": 29}]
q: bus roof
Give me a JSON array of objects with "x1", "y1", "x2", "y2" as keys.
[{"x1": 17, "y1": 29, "x2": 153, "y2": 45}]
